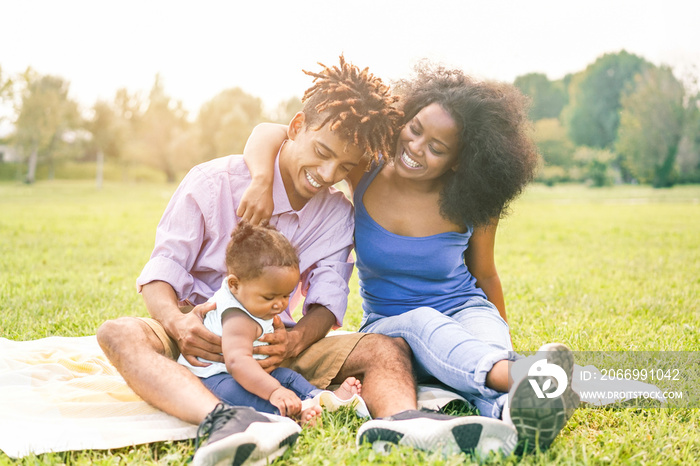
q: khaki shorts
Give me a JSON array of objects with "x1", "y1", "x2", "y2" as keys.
[{"x1": 136, "y1": 317, "x2": 366, "y2": 389}]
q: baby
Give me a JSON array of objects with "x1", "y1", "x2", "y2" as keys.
[{"x1": 178, "y1": 221, "x2": 366, "y2": 424}]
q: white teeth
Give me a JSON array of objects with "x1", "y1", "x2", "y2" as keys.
[
  {"x1": 306, "y1": 171, "x2": 321, "y2": 188},
  {"x1": 401, "y1": 151, "x2": 421, "y2": 168}
]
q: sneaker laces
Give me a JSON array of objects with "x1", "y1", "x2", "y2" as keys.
[{"x1": 194, "y1": 403, "x2": 237, "y2": 450}]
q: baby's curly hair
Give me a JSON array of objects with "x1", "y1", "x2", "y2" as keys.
[
  {"x1": 302, "y1": 55, "x2": 403, "y2": 163},
  {"x1": 395, "y1": 64, "x2": 540, "y2": 228},
  {"x1": 226, "y1": 222, "x2": 299, "y2": 281}
]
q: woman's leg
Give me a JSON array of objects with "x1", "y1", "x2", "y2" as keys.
[
  {"x1": 445, "y1": 297, "x2": 513, "y2": 352},
  {"x1": 446, "y1": 297, "x2": 518, "y2": 408},
  {"x1": 360, "y1": 300, "x2": 515, "y2": 418}
]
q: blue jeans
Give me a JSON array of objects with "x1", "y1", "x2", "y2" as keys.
[
  {"x1": 359, "y1": 296, "x2": 517, "y2": 419},
  {"x1": 201, "y1": 367, "x2": 322, "y2": 415}
]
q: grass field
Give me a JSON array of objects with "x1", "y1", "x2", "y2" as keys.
[{"x1": 1, "y1": 181, "x2": 699, "y2": 465}]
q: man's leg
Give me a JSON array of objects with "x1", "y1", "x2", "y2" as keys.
[
  {"x1": 97, "y1": 317, "x2": 219, "y2": 424},
  {"x1": 333, "y1": 333, "x2": 518, "y2": 457},
  {"x1": 360, "y1": 306, "x2": 514, "y2": 418},
  {"x1": 330, "y1": 333, "x2": 417, "y2": 418},
  {"x1": 98, "y1": 317, "x2": 301, "y2": 466}
]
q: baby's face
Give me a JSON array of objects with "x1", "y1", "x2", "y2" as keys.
[{"x1": 232, "y1": 266, "x2": 300, "y2": 321}]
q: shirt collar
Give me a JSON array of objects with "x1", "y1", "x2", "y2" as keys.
[{"x1": 271, "y1": 146, "x2": 295, "y2": 216}]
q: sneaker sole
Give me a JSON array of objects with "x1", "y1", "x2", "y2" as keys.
[
  {"x1": 510, "y1": 344, "x2": 579, "y2": 453},
  {"x1": 246, "y1": 434, "x2": 298, "y2": 466},
  {"x1": 193, "y1": 421, "x2": 300, "y2": 466},
  {"x1": 540, "y1": 343, "x2": 581, "y2": 422},
  {"x1": 357, "y1": 415, "x2": 517, "y2": 457}
]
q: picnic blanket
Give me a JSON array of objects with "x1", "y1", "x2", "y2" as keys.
[
  {"x1": 0, "y1": 335, "x2": 667, "y2": 459},
  {"x1": 0, "y1": 336, "x2": 197, "y2": 459}
]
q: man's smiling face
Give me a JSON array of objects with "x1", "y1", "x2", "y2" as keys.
[{"x1": 279, "y1": 111, "x2": 364, "y2": 210}]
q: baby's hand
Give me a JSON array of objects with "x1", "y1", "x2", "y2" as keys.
[{"x1": 269, "y1": 386, "x2": 302, "y2": 417}]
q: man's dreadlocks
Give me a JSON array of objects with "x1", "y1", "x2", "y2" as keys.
[{"x1": 302, "y1": 55, "x2": 403, "y2": 162}]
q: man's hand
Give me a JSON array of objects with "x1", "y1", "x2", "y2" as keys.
[
  {"x1": 269, "y1": 386, "x2": 301, "y2": 417},
  {"x1": 255, "y1": 316, "x2": 294, "y2": 372},
  {"x1": 170, "y1": 301, "x2": 223, "y2": 367}
]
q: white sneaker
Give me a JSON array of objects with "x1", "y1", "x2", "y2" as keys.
[
  {"x1": 357, "y1": 409, "x2": 517, "y2": 458},
  {"x1": 193, "y1": 404, "x2": 301, "y2": 466}
]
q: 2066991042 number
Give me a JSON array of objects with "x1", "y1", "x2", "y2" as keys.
[{"x1": 599, "y1": 368, "x2": 681, "y2": 381}]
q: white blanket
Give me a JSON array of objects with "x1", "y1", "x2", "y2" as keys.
[
  {"x1": 0, "y1": 336, "x2": 197, "y2": 459},
  {"x1": 0, "y1": 336, "x2": 666, "y2": 459}
]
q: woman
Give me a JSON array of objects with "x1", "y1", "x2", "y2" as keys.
[{"x1": 239, "y1": 64, "x2": 579, "y2": 453}]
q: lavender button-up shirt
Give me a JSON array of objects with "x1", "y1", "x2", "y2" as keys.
[{"x1": 136, "y1": 153, "x2": 355, "y2": 327}]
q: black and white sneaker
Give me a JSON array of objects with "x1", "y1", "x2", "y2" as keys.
[
  {"x1": 192, "y1": 404, "x2": 301, "y2": 466},
  {"x1": 356, "y1": 409, "x2": 517, "y2": 457},
  {"x1": 506, "y1": 343, "x2": 580, "y2": 453}
]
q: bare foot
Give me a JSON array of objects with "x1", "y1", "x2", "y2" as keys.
[
  {"x1": 299, "y1": 404, "x2": 322, "y2": 427},
  {"x1": 333, "y1": 376, "x2": 362, "y2": 401}
]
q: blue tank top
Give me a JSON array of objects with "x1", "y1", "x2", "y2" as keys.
[{"x1": 354, "y1": 161, "x2": 487, "y2": 317}]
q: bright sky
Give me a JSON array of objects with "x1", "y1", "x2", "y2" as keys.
[{"x1": 2, "y1": 0, "x2": 699, "y2": 117}]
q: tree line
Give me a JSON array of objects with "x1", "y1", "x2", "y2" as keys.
[
  {"x1": 1, "y1": 50, "x2": 699, "y2": 187},
  {"x1": 0, "y1": 68, "x2": 301, "y2": 185},
  {"x1": 515, "y1": 50, "x2": 700, "y2": 187}
]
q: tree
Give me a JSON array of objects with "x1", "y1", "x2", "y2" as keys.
[
  {"x1": 0, "y1": 66, "x2": 14, "y2": 120},
  {"x1": 86, "y1": 88, "x2": 146, "y2": 185},
  {"x1": 531, "y1": 118, "x2": 577, "y2": 185},
  {"x1": 513, "y1": 73, "x2": 568, "y2": 121},
  {"x1": 676, "y1": 91, "x2": 700, "y2": 183},
  {"x1": 573, "y1": 146, "x2": 617, "y2": 187},
  {"x1": 13, "y1": 70, "x2": 80, "y2": 183},
  {"x1": 616, "y1": 66, "x2": 686, "y2": 187},
  {"x1": 110, "y1": 88, "x2": 146, "y2": 180},
  {"x1": 135, "y1": 75, "x2": 191, "y2": 182},
  {"x1": 563, "y1": 51, "x2": 650, "y2": 149},
  {"x1": 85, "y1": 100, "x2": 125, "y2": 188},
  {"x1": 270, "y1": 96, "x2": 302, "y2": 124},
  {"x1": 196, "y1": 87, "x2": 263, "y2": 162},
  {"x1": 533, "y1": 118, "x2": 576, "y2": 168}
]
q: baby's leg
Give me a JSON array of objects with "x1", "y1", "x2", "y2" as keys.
[
  {"x1": 299, "y1": 404, "x2": 322, "y2": 427},
  {"x1": 333, "y1": 376, "x2": 362, "y2": 401},
  {"x1": 303, "y1": 377, "x2": 370, "y2": 418}
]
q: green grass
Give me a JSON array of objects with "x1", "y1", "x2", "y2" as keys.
[{"x1": 1, "y1": 181, "x2": 699, "y2": 465}]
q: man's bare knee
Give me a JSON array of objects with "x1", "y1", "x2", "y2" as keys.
[
  {"x1": 355, "y1": 334, "x2": 412, "y2": 366},
  {"x1": 341, "y1": 334, "x2": 417, "y2": 417},
  {"x1": 97, "y1": 317, "x2": 163, "y2": 358},
  {"x1": 367, "y1": 334, "x2": 410, "y2": 355},
  {"x1": 390, "y1": 336, "x2": 411, "y2": 356}
]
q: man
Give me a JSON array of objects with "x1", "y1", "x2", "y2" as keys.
[{"x1": 97, "y1": 57, "x2": 517, "y2": 466}]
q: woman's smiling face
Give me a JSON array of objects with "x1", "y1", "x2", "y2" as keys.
[{"x1": 394, "y1": 103, "x2": 461, "y2": 182}]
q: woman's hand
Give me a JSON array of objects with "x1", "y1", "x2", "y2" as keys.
[{"x1": 237, "y1": 178, "x2": 274, "y2": 225}]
